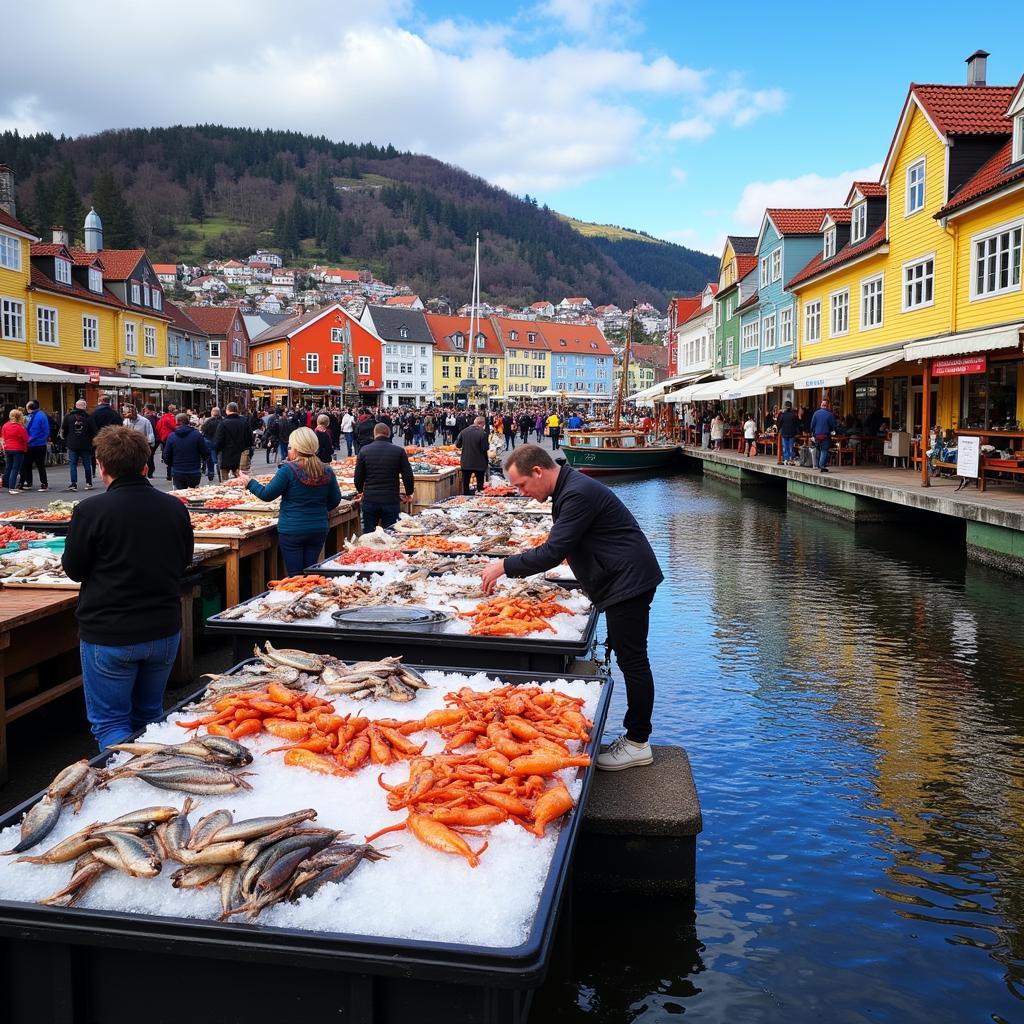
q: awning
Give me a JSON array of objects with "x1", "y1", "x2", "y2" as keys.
[
  {"x1": 138, "y1": 366, "x2": 310, "y2": 389},
  {"x1": 778, "y1": 349, "x2": 905, "y2": 391},
  {"x1": 96, "y1": 376, "x2": 202, "y2": 392},
  {"x1": 0, "y1": 357, "x2": 87, "y2": 384},
  {"x1": 627, "y1": 371, "x2": 706, "y2": 404},
  {"x1": 719, "y1": 365, "x2": 784, "y2": 401},
  {"x1": 669, "y1": 376, "x2": 731, "y2": 403},
  {"x1": 903, "y1": 322, "x2": 1023, "y2": 362}
]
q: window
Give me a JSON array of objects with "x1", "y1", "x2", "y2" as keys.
[
  {"x1": 144, "y1": 325, "x2": 156, "y2": 356},
  {"x1": 972, "y1": 222, "x2": 1022, "y2": 299},
  {"x1": 452, "y1": 334, "x2": 464, "y2": 349},
  {"x1": 534, "y1": 365, "x2": 545, "y2": 379},
  {"x1": 399, "y1": 326, "x2": 409, "y2": 339},
  {"x1": 209, "y1": 341, "x2": 220, "y2": 359},
  {"x1": 762, "y1": 314, "x2": 776, "y2": 350},
  {"x1": 779, "y1": 307, "x2": 793, "y2": 348},
  {"x1": 771, "y1": 248, "x2": 782, "y2": 282},
  {"x1": 476, "y1": 338, "x2": 485, "y2": 350},
  {"x1": 88, "y1": 268, "x2": 102, "y2": 293},
  {"x1": 275, "y1": 350, "x2": 282, "y2": 369},
  {"x1": 400, "y1": 362, "x2": 413, "y2": 374},
  {"x1": 726, "y1": 298, "x2": 734, "y2": 318},
  {"x1": 442, "y1": 365, "x2": 450, "y2": 379},
  {"x1": 861, "y1": 275, "x2": 884, "y2": 329},
  {"x1": 829, "y1": 290, "x2": 849, "y2": 336},
  {"x1": 82, "y1": 314, "x2": 99, "y2": 351},
  {"x1": 1015, "y1": 113, "x2": 1024, "y2": 163},
  {"x1": 906, "y1": 158, "x2": 926, "y2": 215},
  {"x1": 760, "y1": 257, "x2": 769, "y2": 288},
  {"x1": 36, "y1": 306, "x2": 58, "y2": 346},
  {"x1": 332, "y1": 354, "x2": 342, "y2": 373},
  {"x1": 331, "y1": 327, "x2": 345, "y2": 343},
  {"x1": 741, "y1": 320, "x2": 759, "y2": 352},
  {"x1": 804, "y1": 300, "x2": 821, "y2": 344},
  {"x1": 823, "y1": 227, "x2": 837, "y2": 260},
  {"x1": 714, "y1": 302, "x2": 721, "y2": 326},
  {"x1": 489, "y1": 367, "x2": 498, "y2": 379},
  {"x1": 232, "y1": 340, "x2": 242, "y2": 357},
  {"x1": 131, "y1": 282, "x2": 141, "y2": 304},
  {"x1": 254, "y1": 352, "x2": 262, "y2": 371},
  {"x1": 851, "y1": 202, "x2": 867, "y2": 243},
  {"x1": 597, "y1": 357, "x2": 606, "y2": 365},
  {"x1": 903, "y1": 256, "x2": 934, "y2": 310},
  {"x1": 124, "y1": 322, "x2": 137, "y2": 355},
  {"x1": 306, "y1": 353, "x2": 319, "y2": 374},
  {"x1": 575, "y1": 367, "x2": 585, "y2": 377},
  {"x1": 358, "y1": 356, "x2": 370, "y2": 374},
  {"x1": 0, "y1": 233, "x2": 20, "y2": 271},
  {"x1": 152, "y1": 291, "x2": 162, "y2": 311},
  {"x1": 55, "y1": 258, "x2": 72, "y2": 285},
  {"x1": 143, "y1": 283, "x2": 151, "y2": 307}
]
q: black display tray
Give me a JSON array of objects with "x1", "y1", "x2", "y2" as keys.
[{"x1": 0, "y1": 661, "x2": 611, "y2": 1024}]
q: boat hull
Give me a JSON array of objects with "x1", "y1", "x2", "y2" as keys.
[{"x1": 561, "y1": 444, "x2": 680, "y2": 474}]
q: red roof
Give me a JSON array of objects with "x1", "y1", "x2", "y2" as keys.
[
  {"x1": 631, "y1": 343, "x2": 669, "y2": 370},
  {"x1": 680, "y1": 301, "x2": 713, "y2": 327},
  {"x1": 164, "y1": 300, "x2": 208, "y2": 336},
  {"x1": 0, "y1": 209, "x2": 37, "y2": 238},
  {"x1": 493, "y1": 316, "x2": 550, "y2": 350},
  {"x1": 152, "y1": 263, "x2": 178, "y2": 275},
  {"x1": 735, "y1": 254, "x2": 758, "y2": 279},
  {"x1": 913, "y1": 84, "x2": 1015, "y2": 136},
  {"x1": 185, "y1": 305, "x2": 247, "y2": 339},
  {"x1": 787, "y1": 223, "x2": 888, "y2": 289},
  {"x1": 937, "y1": 138, "x2": 1024, "y2": 216},
  {"x1": 384, "y1": 295, "x2": 421, "y2": 307},
  {"x1": 69, "y1": 247, "x2": 145, "y2": 280},
  {"x1": 28, "y1": 266, "x2": 125, "y2": 311},
  {"x1": 766, "y1": 208, "x2": 849, "y2": 235},
  {"x1": 737, "y1": 290, "x2": 759, "y2": 312},
  {"x1": 847, "y1": 181, "x2": 887, "y2": 201},
  {"x1": 546, "y1": 322, "x2": 613, "y2": 356},
  {"x1": 669, "y1": 295, "x2": 702, "y2": 324},
  {"x1": 424, "y1": 313, "x2": 503, "y2": 356},
  {"x1": 30, "y1": 243, "x2": 71, "y2": 258}
]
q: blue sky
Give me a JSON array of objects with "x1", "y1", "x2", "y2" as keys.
[{"x1": 3, "y1": 1, "x2": 1022, "y2": 257}]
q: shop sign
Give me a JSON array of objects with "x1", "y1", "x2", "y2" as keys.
[
  {"x1": 87, "y1": 368, "x2": 100, "y2": 384},
  {"x1": 958, "y1": 435, "x2": 981, "y2": 478},
  {"x1": 932, "y1": 355, "x2": 986, "y2": 377}
]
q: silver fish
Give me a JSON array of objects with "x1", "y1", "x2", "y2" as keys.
[
  {"x1": 211, "y1": 809, "x2": 318, "y2": 845},
  {"x1": 131, "y1": 765, "x2": 253, "y2": 796},
  {"x1": 187, "y1": 810, "x2": 234, "y2": 850},
  {"x1": 2, "y1": 794, "x2": 62, "y2": 855},
  {"x1": 96, "y1": 831, "x2": 161, "y2": 878},
  {"x1": 106, "y1": 806, "x2": 182, "y2": 827},
  {"x1": 47, "y1": 760, "x2": 92, "y2": 801},
  {"x1": 171, "y1": 863, "x2": 226, "y2": 889},
  {"x1": 39, "y1": 859, "x2": 110, "y2": 907},
  {"x1": 16, "y1": 832, "x2": 108, "y2": 865},
  {"x1": 176, "y1": 840, "x2": 246, "y2": 866},
  {"x1": 219, "y1": 864, "x2": 242, "y2": 915},
  {"x1": 240, "y1": 829, "x2": 338, "y2": 898},
  {"x1": 155, "y1": 798, "x2": 197, "y2": 862}
]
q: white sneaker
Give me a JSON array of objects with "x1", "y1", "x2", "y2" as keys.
[{"x1": 596, "y1": 735, "x2": 654, "y2": 772}]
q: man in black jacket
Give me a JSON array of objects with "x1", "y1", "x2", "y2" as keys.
[
  {"x1": 61, "y1": 399, "x2": 96, "y2": 491},
  {"x1": 353, "y1": 423, "x2": 415, "y2": 533},
  {"x1": 456, "y1": 415, "x2": 490, "y2": 494},
  {"x1": 354, "y1": 409, "x2": 377, "y2": 452},
  {"x1": 214, "y1": 401, "x2": 250, "y2": 479},
  {"x1": 62, "y1": 426, "x2": 193, "y2": 750},
  {"x1": 90, "y1": 395, "x2": 120, "y2": 433},
  {"x1": 201, "y1": 407, "x2": 222, "y2": 480},
  {"x1": 777, "y1": 401, "x2": 801, "y2": 465},
  {"x1": 163, "y1": 413, "x2": 211, "y2": 489},
  {"x1": 481, "y1": 444, "x2": 663, "y2": 771}
]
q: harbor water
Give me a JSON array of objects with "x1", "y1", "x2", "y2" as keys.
[{"x1": 536, "y1": 469, "x2": 1024, "y2": 1023}]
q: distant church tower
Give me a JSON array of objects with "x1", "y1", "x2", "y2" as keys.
[{"x1": 84, "y1": 207, "x2": 103, "y2": 253}]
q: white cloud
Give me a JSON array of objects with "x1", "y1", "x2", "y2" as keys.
[
  {"x1": 538, "y1": 0, "x2": 638, "y2": 35},
  {"x1": 423, "y1": 18, "x2": 512, "y2": 50},
  {"x1": 732, "y1": 163, "x2": 884, "y2": 230},
  {"x1": 667, "y1": 115, "x2": 715, "y2": 141},
  {"x1": 669, "y1": 167, "x2": 689, "y2": 186},
  {"x1": 668, "y1": 84, "x2": 787, "y2": 142}
]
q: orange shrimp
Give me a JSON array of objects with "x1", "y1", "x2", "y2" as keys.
[
  {"x1": 266, "y1": 682, "x2": 301, "y2": 705},
  {"x1": 408, "y1": 813, "x2": 488, "y2": 867},
  {"x1": 506, "y1": 752, "x2": 591, "y2": 777},
  {"x1": 529, "y1": 784, "x2": 575, "y2": 837},
  {"x1": 229, "y1": 718, "x2": 263, "y2": 739},
  {"x1": 283, "y1": 749, "x2": 348, "y2": 776},
  {"x1": 428, "y1": 804, "x2": 507, "y2": 827},
  {"x1": 263, "y1": 719, "x2": 311, "y2": 741}
]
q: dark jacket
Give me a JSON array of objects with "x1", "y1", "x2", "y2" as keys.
[
  {"x1": 503, "y1": 464, "x2": 663, "y2": 611},
  {"x1": 809, "y1": 408, "x2": 838, "y2": 439},
  {"x1": 90, "y1": 403, "x2": 120, "y2": 434},
  {"x1": 518, "y1": 413, "x2": 533, "y2": 433},
  {"x1": 214, "y1": 414, "x2": 250, "y2": 466},
  {"x1": 355, "y1": 415, "x2": 377, "y2": 447},
  {"x1": 62, "y1": 475, "x2": 193, "y2": 645},
  {"x1": 201, "y1": 415, "x2": 221, "y2": 446},
  {"x1": 246, "y1": 461, "x2": 342, "y2": 535},
  {"x1": 456, "y1": 425, "x2": 489, "y2": 471},
  {"x1": 163, "y1": 424, "x2": 211, "y2": 476},
  {"x1": 777, "y1": 409, "x2": 801, "y2": 438},
  {"x1": 61, "y1": 409, "x2": 96, "y2": 451},
  {"x1": 316, "y1": 429, "x2": 334, "y2": 464},
  {"x1": 354, "y1": 437, "x2": 415, "y2": 504}
]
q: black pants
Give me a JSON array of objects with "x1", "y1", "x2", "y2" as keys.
[
  {"x1": 604, "y1": 588, "x2": 657, "y2": 743},
  {"x1": 550, "y1": 428, "x2": 560, "y2": 450},
  {"x1": 20, "y1": 446, "x2": 48, "y2": 488},
  {"x1": 462, "y1": 469, "x2": 486, "y2": 494},
  {"x1": 172, "y1": 473, "x2": 202, "y2": 489}
]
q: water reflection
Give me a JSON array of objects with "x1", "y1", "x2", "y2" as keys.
[{"x1": 539, "y1": 470, "x2": 1024, "y2": 1023}]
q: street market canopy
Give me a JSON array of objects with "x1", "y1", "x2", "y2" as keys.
[
  {"x1": 667, "y1": 376, "x2": 729, "y2": 403},
  {"x1": 718, "y1": 365, "x2": 785, "y2": 401},
  {"x1": 902, "y1": 322, "x2": 1023, "y2": 362},
  {"x1": 137, "y1": 365, "x2": 322, "y2": 390},
  {"x1": 627, "y1": 371, "x2": 708, "y2": 404},
  {"x1": 0, "y1": 357, "x2": 87, "y2": 384},
  {"x1": 96, "y1": 376, "x2": 203, "y2": 392},
  {"x1": 773, "y1": 349, "x2": 906, "y2": 391}
]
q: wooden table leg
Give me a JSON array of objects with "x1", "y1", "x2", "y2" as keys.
[
  {"x1": 224, "y1": 553, "x2": 240, "y2": 607},
  {"x1": 250, "y1": 547, "x2": 267, "y2": 596},
  {"x1": 173, "y1": 584, "x2": 199, "y2": 685},
  {"x1": 0, "y1": 631, "x2": 10, "y2": 786}
]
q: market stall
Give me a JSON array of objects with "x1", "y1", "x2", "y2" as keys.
[{"x1": 189, "y1": 513, "x2": 279, "y2": 608}]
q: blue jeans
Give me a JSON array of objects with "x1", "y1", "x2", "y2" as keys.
[
  {"x1": 278, "y1": 531, "x2": 327, "y2": 575},
  {"x1": 361, "y1": 500, "x2": 400, "y2": 534},
  {"x1": 3, "y1": 451, "x2": 24, "y2": 490},
  {"x1": 816, "y1": 437, "x2": 831, "y2": 469},
  {"x1": 68, "y1": 449, "x2": 93, "y2": 486},
  {"x1": 81, "y1": 634, "x2": 180, "y2": 750},
  {"x1": 343, "y1": 432, "x2": 353, "y2": 456},
  {"x1": 782, "y1": 436, "x2": 795, "y2": 462},
  {"x1": 278, "y1": 442, "x2": 289, "y2": 462},
  {"x1": 206, "y1": 448, "x2": 218, "y2": 480}
]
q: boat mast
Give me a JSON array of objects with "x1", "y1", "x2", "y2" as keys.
[
  {"x1": 469, "y1": 233, "x2": 480, "y2": 404},
  {"x1": 613, "y1": 301, "x2": 636, "y2": 431}
]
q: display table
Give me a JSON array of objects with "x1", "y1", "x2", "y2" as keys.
[
  {"x1": 412, "y1": 468, "x2": 461, "y2": 511},
  {"x1": 325, "y1": 503, "x2": 360, "y2": 556},
  {"x1": 192, "y1": 523, "x2": 278, "y2": 607}
]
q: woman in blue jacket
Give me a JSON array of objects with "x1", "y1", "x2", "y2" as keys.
[{"x1": 233, "y1": 426, "x2": 342, "y2": 575}]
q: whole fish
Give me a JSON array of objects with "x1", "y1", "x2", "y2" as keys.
[
  {"x1": 187, "y1": 810, "x2": 234, "y2": 850},
  {"x1": 47, "y1": 761, "x2": 92, "y2": 801},
  {"x1": 108, "y1": 739, "x2": 251, "y2": 768},
  {"x1": 211, "y1": 809, "x2": 318, "y2": 845},
  {"x1": 106, "y1": 806, "x2": 181, "y2": 827},
  {"x1": 155, "y1": 798, "x2": 196, "y2": 861},
  {"x1": 131, "y1": 765, "x2": 253, "y2": 795},
  {"x1": 177, "y1": 840, "x2": 246, "y2": 866},
  {"x1": 16, "y1": 832, "x2": 108, "y2": 865},
  {"x1": 97, "y1": 831, "x2": 161, "y2": 878},
  {"x1": 219, "y1": 864, "x2": 243, "y2": 915},
  {"x1": 240, "y1": 829, "x2": 338, "y2": 897},
  {"x1": 2, "y1": 794, "x2": 63, "y2": 855},
  {"x1": 254, "y1": 845, "x2": 317, "y2": 896},
  {"x1": 289, "y1": 843, "x2": 387, "y2": 901},
  {"x1": 170, "y1": 863, "x2": 225, "y2": 889},
  {"x1": 64, "y1": 769, "x2": 101, "y2": 814},
  {"x1": 39, "y1": 859, "x2": 110, "y2": 908}
]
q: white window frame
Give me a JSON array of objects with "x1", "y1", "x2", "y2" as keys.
[
  {"x1": 804, "y1": 300, "x2": 821, "y2": 345},
  {"x1": 0, "y1": 297, "x2": 25, "y2": 342},
  {"x1": 54, "y1": 258, "x2": 72, "y2": 285},
  {"x1": 331, "y1": 327, "x2": 345, "y2": 343},
  {"x1": 823, "y1": 227, "x2": 837, "y2": 260},
  {"x1": 124, "y1": 321, "x2": 137, "y2": 355},
  {"x1": 851, "y1": 202, "x2": 868, "y2": 244},
  {"x1": 770, "y1": 248, "x2": 782, "y2": 282},
  {"x1": 0, "y1": 233, "x2": 21, "y2": 271},
  {"x1": 902, "y1": 253, "x2": 935, "y2": 311},
  {"x1": 779, "y1": 307, "x2": 793, "y2": 348},
  {"x1": 741, "y1": 320, "x2": 759, "y2": 353},
  {"x1": 144, "y1": 325, "x2": 156, "y2": 357},
  {"x1": 152, "y1": 290, "x2": 162, "y2": 311},
  {"x1": 906, "y1": 158, "x2": 926, "y2": 216},
  {"x1": 358, "y1": 356, "x2": 370, "y2": 374},
  {"x1": 208, "y1": 340, "x2": 220, "y2": 359},
  {"x1": 88, "y1": 268, "x2": 102, "y2": 293},
  {"x1": 275, "y1": 350, "x2": 282, "y2": 369},
  {"x1": 131, "y1": 282, "x2": 142, "y2": 304},
  {"x1": 829, "y1": 289, "x2": 849, "y2": 337},
  {"x1": 970, "y1": 218, "x2": 1023, "y2": 301},
  {"x1": 761, "y1": 313, "x2": 776, "y2": 351},
  {"x1": 306, "y1": 353, "x2": 319, "y2": 374},
  {"x1": 860, "y1": 273, "x2": 884, "y2": 330},
  {"x1": 143, "y1": 283, "x2": 151, "y2": 307},
  {"x1": 82, "y1": 314, "x2": 99, "y2": 351},
  {"x1": 35, "y1": 305, "x2": 58, "y2": 346},
  {"x1": 760, "y1": 257, "x2": 769, "y2": 288},
  {"x1": 333, "y1": 354, "x2": 343, "y2": 373}
]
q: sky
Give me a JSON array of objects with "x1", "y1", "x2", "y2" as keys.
[{"x1": 2, "y1": 1, "x2": 1022, "y2": 258}]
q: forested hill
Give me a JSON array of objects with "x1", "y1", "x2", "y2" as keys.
[{"x1": 0, "y1": 125, "x2": 715, "y2": 309}]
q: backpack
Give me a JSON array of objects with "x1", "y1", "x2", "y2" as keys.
[
  {"x1": 799, "y1": 445, "x2": 814, "y2": 468},
  {"x1": 71, "y1": 414, "x2": 86, "y2": 437}
]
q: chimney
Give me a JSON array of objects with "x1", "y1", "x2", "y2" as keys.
[
  {"x1": 966, "y1": 49, "x2": 989, "y2": 86},
  {"x1": 52, "y1": 225, "x2": 70, "y2": 246},
  {"x1": 0, "y1": 164, "x2": 15, "y2": 217}
]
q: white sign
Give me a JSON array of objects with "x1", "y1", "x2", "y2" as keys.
[{"x1": 958, "y1": 435, "x2": 980, "y2": 478}]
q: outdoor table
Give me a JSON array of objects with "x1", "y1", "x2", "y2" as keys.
[
  {"x1": 411, "y1": 467, "x2": 461, "y2": 511},
  {"x1": 191, "y1": 521, "x2": 278, "y2": 607},
  {"x1": 324, "y1": 502, "x2": 360, "y2": 556}
]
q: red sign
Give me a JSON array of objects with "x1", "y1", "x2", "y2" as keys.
[
  {"x1": 87, "y1": 368, "x2": 101, "y2": 384},
  {"x1": 932, "y1": 355, "x2": 986, "y2": 377}
]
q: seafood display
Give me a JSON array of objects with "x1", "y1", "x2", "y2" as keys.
[
  {"x1": 459, "y1": 595, "x2": 575, "y2": 636},
  {"x1": 331, "y1": 547, "x2": 409, "y2": 567},
  {"x1": 0, "y1": 549, "x2": 75, "y2": 587},
  {"x1": 170, "y1": 483, "x2": 280, "y2": 511},
  {"x1": 401, "y1": 535, "x2": 472, "y2": 553},
  {"x1": 0, "y1": 500, "x2": 78, "y2": 522},
  {"x1": 435, "y1": 495, "x2": 553, "y2": 515},
  {"x1": 0, "y1": 524, "x2": 52, "y2": 544},
  {"x1": 189, "y1": 512, "x2": 278, "y2": 534},
  {"x1": 1, "y1": 760, "x2": 102, "y2": 854}
]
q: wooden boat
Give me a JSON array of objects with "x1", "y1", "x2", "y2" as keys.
[{"x1": 561, "y1": 305, "x2": 679, "y2": 474}]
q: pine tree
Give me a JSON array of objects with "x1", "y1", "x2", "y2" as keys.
[
  {"x1": 190, "y1": 186, "x2": 205, "y2": 224},
  {"x1": 52, "y1": 169, "x2": 85, "y2": 244},
  {"x1": 91, "y1": 172, "x2": 137, "y2": 248},
  {"x1": 29, "y1": 176, "x2": 56, "y2": 238}
]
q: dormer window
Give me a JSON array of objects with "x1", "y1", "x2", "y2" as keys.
[
  {"x1": 55, "y1": 258, "x2": 72, "y2": 285},
  {"x1": 453, "y1": 333, "x2": 464, "y2": 348},
  {"x1": 476, "y1": 337, "x2": 485, "y2": 350},
  {"x1": 399, "y1": 326, "x2": 409, "y2": 339},
  {"x1": 559, "y1": 339, "x2": 567, "y2": 347},
  {"x1": 153, "y1": 291, "x2": 162, "y2": 311},
  {"x1": 590, "y1": 342, "x2": 598, "y2": 350},
  {"x1": 131, "y1": 282, "x2": 141, "y2": 304},
  {"x1": 88, "y1": 268, "x2": 102, "y2": 293},
  {"x1": 510, "y1": 330, "x2": 518, "y2": 341},
  {"x1": 851, "y1": 202, "x2": 867, "y2": 244},
  {"x1": 906, "y1": 158, "x2": 926, "y2": 215},
  {"x1": 1015, "y1": 113, "x2": 1024, "y2": 164},
  {"x1": 143, "y1": 283, "x2": 151, "y2": 306},
  {"x1": 823, "y1": 227, "x2": 837, "y2": 260}
]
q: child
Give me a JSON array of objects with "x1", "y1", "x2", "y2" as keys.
[{"x1": 743, "y1": 413, "x2": 757, "y2": 457}]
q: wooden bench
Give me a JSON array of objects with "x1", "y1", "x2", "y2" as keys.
[{"x1": 979, "y1": 458, "x2": 1024, "y2": 492}]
